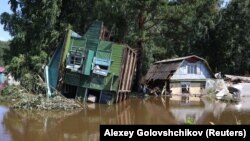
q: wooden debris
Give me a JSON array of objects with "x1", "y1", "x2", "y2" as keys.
[{"x1": 224, "y1": 74, "x2": 250, "y2": 82}]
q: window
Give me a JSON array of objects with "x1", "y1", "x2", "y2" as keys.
[
  {"x1": 92, "y1": 57, "x2": 111, "y2": 76},
  {"x1": 70, "y1": 55, "x2": 82, "y2": 65},
  {"x1": 66, "y1": 52, "x2": 85, "y2": 71},
  {"x1": 181, "y1": 82, "x2": 190, "y2": 93},
  {"x1": 188, "y1": 64, "x2": 197, "y2": 74}
]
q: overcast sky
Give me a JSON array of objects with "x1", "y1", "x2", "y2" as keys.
[{"x1": 0, "y1": 0, "x2": 231, "y2": 41}]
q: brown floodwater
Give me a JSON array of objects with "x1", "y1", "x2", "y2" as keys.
[{"x1": 1, "y1": 96, "x2": 250, "y2": 141}]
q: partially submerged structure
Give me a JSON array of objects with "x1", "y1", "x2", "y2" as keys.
[
  {"x1": 44, "y1": 21, "x2": 137, "y2": 104},
  {"x1": 145, "y1": 55, "x2": 215, "y2": 101}
]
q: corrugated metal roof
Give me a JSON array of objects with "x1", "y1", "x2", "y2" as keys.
[
  {"x1": 96, "y1": 41, "x2": 112, "y2": 59},
  {"x1": 84, "y1": 21, "x2": 102, "y2": 40},
  {"x1": 86, "y1": 38, "x2": 99, "y2": 51}
]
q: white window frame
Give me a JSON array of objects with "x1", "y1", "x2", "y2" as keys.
[
  {"x1": 66, "y1": 52, "x2": 84, "y2": 71},
  {"x1": 187, "y1": 64, "x2": 197, "y2": 74},
  {"x1": 181, "y1": 82, "x2": 190, "y2": 93}
]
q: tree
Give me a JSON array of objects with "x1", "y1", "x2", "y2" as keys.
[
  {"x1": 0, "y1": 41, "x2": 10, "y2": 66},
  {"x1": 208, "y1": 0, "x2": 250, "y2": 75},
  {"x1": 1, "y1": 0, "x2": 62, "y2": 78}
]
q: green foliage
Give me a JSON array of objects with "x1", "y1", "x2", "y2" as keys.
[
  {"x1": 0, "y1": 0, "x2": 63, "y2": 91},
  {"x1": 184, "y1": 117, "x2": 195, "y2": 125},
  {"x1": 19, "y1": 73, "x2": 46, "y2": 94},
  {"x1": 0, "y1": 41, "x2": 10, "y2": 66},
  {"x1": 0, "y1": 85, "x2": 23, "y2": 96},
  {"x1": 208, "y1": 0, "x2": 250, "y2": 75},
  {"x1": 1, "y1": 0, "x2": 250, "y2": 93}
]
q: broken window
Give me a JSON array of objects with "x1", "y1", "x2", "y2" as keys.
[
  {"x1": 92, "y1": 57, "x2": 111, "y2": 76},
  {"x1": 66, "y1": 38, "x2": 86, "y2": 72}
]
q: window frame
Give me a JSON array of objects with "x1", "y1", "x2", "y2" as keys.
[
  {"x1": 181, "y1": 82, "x2": 190, "y2": 93},
  {"x1": 187, "y1": 64, "x2": 197, "y2": 74}
]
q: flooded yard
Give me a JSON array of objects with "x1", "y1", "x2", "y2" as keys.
[{"x1": 0, "y1": 96, "x2": 250, "y2": 141}]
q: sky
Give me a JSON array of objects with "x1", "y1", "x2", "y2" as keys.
[
  {"x1": 0, "y1": 0, "x2": 231, "y2": 42},
  {"x1": 0, "y1": 0, "x2": 12, "y2": 41}
]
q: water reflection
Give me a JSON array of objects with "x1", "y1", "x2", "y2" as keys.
[
  {"x1": 0, "y1": 106, "x2": 11, "y2": 141},
  {"x1": 1, "y1": 96, "x2": 250, "y2": 141},
  {"x1": 0, "y1": 73, "x2": 6, "y2": 90}
]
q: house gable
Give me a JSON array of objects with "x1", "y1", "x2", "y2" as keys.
[{"x1": 171, "y1": 60, "x2": 213, "y2": 81}]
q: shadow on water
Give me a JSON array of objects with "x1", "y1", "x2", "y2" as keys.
[{"x1": 1, "y1": 96, "x2": 250, "y2": 140}]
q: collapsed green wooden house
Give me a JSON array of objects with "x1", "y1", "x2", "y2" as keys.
[{"x1": 44, "y1": 21, "x2": 137, "y2": 104}]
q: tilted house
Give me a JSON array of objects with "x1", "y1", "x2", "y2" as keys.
[
  {"x1": 44, "y1": 21, "x2": 137, "y2": 104},
  {"x1": 145, "y1": 55, "x2": 215, "y2": 101}
]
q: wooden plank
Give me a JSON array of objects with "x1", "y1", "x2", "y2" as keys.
[
  {"x1": 128, "y1": 51, "x2": 135, "y2": 89},
  {"x1": 121, "y1": 48, "x2": 129, "y2": 90},
  {"x1": 116, "y1": 92, "x2": 119, "y2": 103},
  {"x1": 119, "y1": 92, "x2": 123, "y2": 102},
  {"x1": 124, "y1": 49, "x2": 132, "y2": 90},
  {"x1": 84, "y1": 88, "x2": 88, "y2": 102},
  {"x1": 118, "y1": 90, "x2": 131, "y2": 92},
  {"x1": 127, "y1": 51, "x2": 135, "y2": 90},
  {"x1": 99, "y1": 90, "x2": 102, "y2": 103},
  {"x1": 129, "y1": 53, "x2": 137, "y2": 90},
  {"x1": 127, "y1": 50, "x2": 134, "y2": 90},
  {"x1": 118, "y1": 48, "x2": 128, "y2": 91},
  {"x1": 124, "y1": 92, "x2": 127, "y2": 100},
  {"x1": 125, "y1": 50, "x2": 133, "y2": 90}
]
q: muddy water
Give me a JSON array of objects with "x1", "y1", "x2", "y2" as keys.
[{"x1": 1, "y1": 96, "x2": 250, "y2": 141}]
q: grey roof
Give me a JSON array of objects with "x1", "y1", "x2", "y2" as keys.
[
  {"x1": 155, "y1": 55, "x2": 207, "y2": 64},
  {"x1": 146, "y1": 55, "x2": 214, "y2": 81}
]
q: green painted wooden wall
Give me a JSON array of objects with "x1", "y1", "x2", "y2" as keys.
[{"x1": 63, "y1": 21, "x2": 126, "y2": 92}]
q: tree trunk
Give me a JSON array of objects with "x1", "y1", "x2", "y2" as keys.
[{"x1": 134, "y1": 11, "x2": 145, "y2": 92}]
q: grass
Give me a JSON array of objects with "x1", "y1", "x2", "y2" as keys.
[{"x1": 184, "y1": 117, "x2": 195, "y2": 125}]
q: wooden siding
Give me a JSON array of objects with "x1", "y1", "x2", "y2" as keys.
[
  {"x1": 170, "y1": 82, "x2": 181, "y2": 95},
  {"x1": 60, "y1": 21, "x2": 137, "y2": 104},
  {"x1": 110, "y1": 44, "x2": 124, "y2": 75},
  {"x1": 63, "y1": 43, "x2": 132, "y2": 92},
  {"x1": 171, "y1": 60, "x2": 212, "y2": 80},
  {"x1": 170, "y1": 82, "x2": 202, "y2": 102},
  {"x1": 170, "y1": 82, "x2": 203, "y2": 95},
  {"x1": 117, "y1": 47, "x2": 137, "y2": 93}
]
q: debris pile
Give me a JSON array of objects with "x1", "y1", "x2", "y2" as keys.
[
  {"x1": 0, "y1": 85, "x2": 83, "y2": 111},
  {"x1": 205, "y1": 79, "x2": 240, "y2": 102},
  {"x1": 12, "y1": 95, "x2": 82, "y2": 111}
]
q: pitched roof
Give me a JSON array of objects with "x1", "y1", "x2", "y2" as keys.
[
  {"x1": 145, "y1": 55, "x2": 214, "y2": 81},
  {"x1": 155, "y1": 55, "x2": 207, "y2": 64},
  {"x1": 146, "y1": 61, "x2": 181, "y2": 81}
]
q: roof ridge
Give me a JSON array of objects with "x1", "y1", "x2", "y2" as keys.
[{"x1": 155, "y1": 55, "x2": 205, "y2": 64}]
